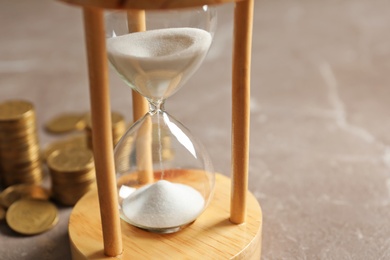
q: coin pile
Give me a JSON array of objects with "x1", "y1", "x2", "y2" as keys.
[
  {"x1": 47, "y1": 146, "x2": 96, "y2": 206},
  {"x1": 0, "y1": 206, "x2": 5, "y2": 222},
  {"x1": 43, "y1": 134, "x2": 88, "y2": 162},
  {"x1": 0, "y1": 100, "x2": 43, "y2": 187},
  {"x1": 85, "y1": 111, "x2": 127, "y2": 149},
  {"x1": 0, "y1": 184, "x2": 57, "y2": 235}
]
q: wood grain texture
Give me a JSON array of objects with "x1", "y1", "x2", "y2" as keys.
[
  {"x1": 82, "y1": 7, "x2": 122, "y2": 257},
  {"x1": 69, "y1": 173, "x2": 262, "y2": 259},
  {"x1": 59, "y1": 0, "x2": 244, "y2": 10},
  {"x1": 230, "y1": 0, "x2": 254, "y2": 224}
]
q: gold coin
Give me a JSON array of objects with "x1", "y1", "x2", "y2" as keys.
[
  {"x1": 85, "y1": 111, "x2": 126, "y2": 149},
  {"x1": 6, "y1": 199, "x2": 58, "y2": 235},
  {"x1": 0, "y1": 125, "x2": 37, "y2": 138},
  {"x1": 45, "y1": 113, "x2": 86, "y2": 134},
  {"x1": 51, "y1": 170, "x2": 95, "y2": 183},
  {"x1": 1, "y1": 145, "x2": 40, "y2": 159},
  {"x1": 2, "y1": 170, "x2": 44, "y2": 186},
  {"x1": 85, "y1": 111, "x2": 125, "y2": 129},
  {"x1": 43, "y1": 134, "x2": 88, "y2": 161},
  {"x1": 0, "y1": 114, "x2": 35, "y2": 126},
  {"x1": 1, "y1": 158, "x2": 42, "y2": 172},
  {"x1": 52, "y1": 184, "x2": 96, "y2": 206},
  {"x1": 0, "y1": 100, "x2": 34, "y2": 122},
  {"x1": 85, "y1": 113, "x2": 92, "y2": 129},
  {"x1": 112, "y1": 111, "x2": 125, "y2": 126},
  {"x1": 0, "y1": 206, "x2": 5, "y2": 221},
  {"x1": 0, "y1": 184, "x2": 50, "y2": 208},
  {"x1": 47, "y1": 146, "x2": 94, "y2": 173}
]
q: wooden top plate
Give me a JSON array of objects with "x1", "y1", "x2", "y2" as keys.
[{"x1": 59, "y1": 0, "x2": 242, "y2": 10}]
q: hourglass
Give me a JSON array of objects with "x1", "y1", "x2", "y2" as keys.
[
  {"x1": 61, "y1": 0, "x2": 262, "y2": 259},
  {"x1": 106, "y1": 7, "x2": 217, "y2": 232}
]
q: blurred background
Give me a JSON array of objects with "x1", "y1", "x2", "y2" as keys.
[{"x1": 1, "y1": 0, "x2": 390, "y2": 259}]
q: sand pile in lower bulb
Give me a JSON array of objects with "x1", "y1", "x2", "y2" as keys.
[{"x1": 122, "y1": 180, "x2": 205, "y2": 229}]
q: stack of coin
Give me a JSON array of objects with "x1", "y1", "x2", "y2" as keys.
[
  {"x1": 47, "y1": 146, "x2": 96, "y2": 206},
  {"x1": 85, "y1": 111, "x2": 127, "y2": 149},
  {"x1": 0, "y1": 100, "x2": 43, "y2": 187},
  {"x1": 43, "y1": 134, "x2": 88, "y2": 162}
]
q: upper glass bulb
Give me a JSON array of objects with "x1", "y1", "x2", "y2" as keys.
[{"x1": 106, "y1": 6, "x2": 217, "y2": 104}]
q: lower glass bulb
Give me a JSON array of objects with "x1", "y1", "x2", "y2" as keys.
[{"x1": 115, "y1": 110, "x2": 215, "y2": 233}]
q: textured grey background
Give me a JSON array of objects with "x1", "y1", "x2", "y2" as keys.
[{"x1": 1, "y1": 0, "x2": 390, "y2": 259}]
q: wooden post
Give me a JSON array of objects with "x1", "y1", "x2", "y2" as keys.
[
  {"x1": 126, "y1": 10, "x2": 149, "y2": 121},
  {"x1": 82, "y1": 7, "x2": 123, "y2": 256},
  {"x1": 230, "y1": 0, "x2": 254, "y2": 224},
  {"x1": 126, "y1": 10, "x2": 154, "y2": 184}
]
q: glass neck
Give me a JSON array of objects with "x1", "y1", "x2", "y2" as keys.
[{"x1": 149, "y1": 100, "x2": 165, "y2": 114}]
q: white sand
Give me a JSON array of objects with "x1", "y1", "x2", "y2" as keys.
[
  {"x1": 107, "y1": 27, "x2": 211, "y2": 60},
  {"x1": 121, "y1": 180, "x2": 205, "y2": 229},
  {"x1": 107, "y1": 28, "x2": 212, "y2": 101}
]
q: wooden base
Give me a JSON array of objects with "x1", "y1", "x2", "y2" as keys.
[{"x1": 69, "y1": 173, "x2": 262, "y2": 259}]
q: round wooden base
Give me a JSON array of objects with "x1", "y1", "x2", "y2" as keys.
[{"x1": 69, "y1": 173, "x2": 262, "y2": 259}]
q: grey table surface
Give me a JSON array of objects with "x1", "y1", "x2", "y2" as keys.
[{"x1": 1, "y1": 0, "x2": 390, "y2": 259}]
